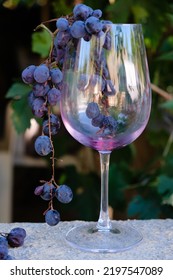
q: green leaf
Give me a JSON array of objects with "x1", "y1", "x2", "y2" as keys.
[
  {"x1": 128, "y1": 195, "x2": 160, "y2": 219},
  {"x1": 157, "y1": 51, "x2": 173, "y2": 61},
  {"x1": 11, "y1": 96, "x2": 33, "y2": 133},
  {"x1": 32, "y1": 29, "x2": 52, "y2": 58},
  {"x1": 160, "y1": 100, "x2": 173, "y2": 111},
  {"x1": 157, "y1": 175, "x2": 173, "y2": 196},
  {"x1": 6, "y1": 82, "x2": 31, "y2": 98},
  {"x1": 131, "y1": 5, "x2": 148, "y2": 22}
]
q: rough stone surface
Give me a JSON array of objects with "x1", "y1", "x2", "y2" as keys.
[{"x1": 0, "y1": 219, "x2": 173, "y2": 260}]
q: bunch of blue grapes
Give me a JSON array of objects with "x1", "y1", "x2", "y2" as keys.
[
  {"x1": 21, "y1": 3, "x2": 127, "y2": 226},
  {"x1": 0, "y1": 227, "x2": 26, "y2": 260},
  {"x1": 22, "y1": 63, "x2": 73, "y2": 226}
]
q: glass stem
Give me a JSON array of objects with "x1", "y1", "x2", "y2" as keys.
[{"x1": 97, "y1": 151, "x2": 112, "y2": 231}]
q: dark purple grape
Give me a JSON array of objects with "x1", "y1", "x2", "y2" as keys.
[
  {"x1": 40, "y1": 183, "x2": 56, "y2": 201},
  {"x1": 0, "y1": 245, "x2": 8, "y2": 260},
  {"x1": 7, "y1": 235, "x2": 24, "y2": 248},
  {"x1": 55, "y1": 29, "x2": 71, "y2": 48},
  {"x1": 34, "y1": 185, "x2": 44, "y2": 196},
  {"x1": 92, "y1": 113, "x2": 104, "y2": 127},
  {"x1": 86, "y1": 102, "x2": 100, "y2": 119},
  {"x1": 55, "y1": 185, "x2": 73, "y2": 204},
  {"x1": 34, "y1": 135, "x2": 52, "y2": 156},
  {"x1": 92, "y1": 9, "x2": 102, "y2": 19},
  {"x1": 47, "y1": 88, "x2": 61, "y2": 105},
  {"x1": 7, "y1": 227, "x2": 26, "y2": 248},
  {"x1": 83, "y1": 33, "x2": 92, "y2": 42},
  {"x1": 50, "y1": 68, "x2": 63, "y2": 84},
  {"x1": 34, "y1": 64, "x2": 50, "y2": 83},
  {"x1": 43, "y1": 114, "x2": 61, "y2": 136},
  {"x1": 70, "y1": 21, "x2": 87, "y2": 39},
  {"x1": 56, "y1": 18, "x2": 69, "y2": 31},
  {"x1": 22, "y1": 65, "x2": 36, "y2": 84},
  {"x1": 33, "y1": 83, "x2": 48, "y2": 97},
  {"x1": 28, "y1": 91, "x2": 37, "y2": 107},
  {"x1": 53, "y1": 46, "x2": 66, "y2": 64},
  {"x1": 101, "y1": 20, "x2": 112, "y2": 32},
  {"x1": 73, "y1": 4, "x2": 90, "y2": 20},
  {"x1": 32, "y1": 97, "x2": 47, "y2": 118},
  {"x1": 102, "y1": 116, "x2": 118, "y2": 131},
  {"x1": 45, "y1": 209, "x2": 60, "y2": 226},
  {"x1": 85, "y1": 16, "x2": 103, "y2": 34}
]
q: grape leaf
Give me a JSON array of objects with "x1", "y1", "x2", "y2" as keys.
[
  {"x1": 160, "y1": 100, "x2": 173, "y2": 111},
  {"x1": 157, "y1": 51, "x2": 173, "y2": 61},
  {"x1": 32, "y1": 29, "x2": 52, "y2": 58},
  {"x1": 11, "y1": 96, "x2": 33, "y2": 133},
  {"x1": 6, "y1": 82, "x2": 31, "y2": 98},
  {"x1": 157, "y1": 175, "x2": 173, "y2": 196},
  {"x1": 128, "y1": 195, "x2": 160, "y2": 219}
]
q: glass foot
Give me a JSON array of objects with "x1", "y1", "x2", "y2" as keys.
[{"x1": 65, "y1": 221, "x2": 142, "y2": 253}]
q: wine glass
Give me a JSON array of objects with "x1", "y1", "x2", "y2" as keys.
[{"x1": 60, "y1": 24, "x2": 151, "y2": 252}]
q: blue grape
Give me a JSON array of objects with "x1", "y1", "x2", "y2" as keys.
[
  {"x1": 92, "y1": 9, "x2": 102, "y2": 19},
  {"x1": 22, "y1": 65, "x2": 36, "y2": 84},
  {"x1": 55, "y1": 29, "x2": 71, "y2": 48},
  {"x1": 40, "y1": 183, "x2": 56, "y2": 201},
  {"x1": 0, "y1": 236, "x2": 8, "y2": 246},
  {"x1": 85, "y1": 16, "x2": 103, "y2": 34},
  {"x1": 45, "y1": 209, "x2": 60, "y2": 226},
  {"x1": 43, "y1": 114, "x2": 61, "y2": 136},
  {"x1": 50, "y1": 68, "x2": 63, "y2": 84},
  {"x1": 33, "y1": 83, "x2": 48, "y2": 97},
  {"x1": 28, "y1": 91, "x2": 37, "y2": 107},
  {"x1": 34, "y1": 185, "x2": 44, "y2": 196},
  {"x1": 56, "y1": 18, "x2": 69, "y2": 31},
  {"x1": 101, "y1": 20, "x2": 112, "y2": 32},
  {"x1": 83, "y1": 33, "x2": 92, "y2": 42},
  {"x1": 70, "y1": 21, "x2": 87, "y2": 39},
  {"x1": 32, "y1": 97, "x2": 47, "y2": 118},
  {"x1": 0, "y1": 245, "x2": 8, "y2": 260},
  {"x1": 7, "y1": 227, "x2": 26, "y2": 248},
  {"x1": 86, "y1": 102, "x2": 100, "y2": 119},
  {"x1": 92, "y1": 113, "x2": 104, "y2": 127},
  {"x1": 102, "y1": 116, "x2": 118, "y2": 131},
  {"x1": 47, "y1": 88, "x2": 61, "y2": 105},
  {"x1": 34, "y1": 135, "x2": 52, "y2": 156},
  {"x1": 73, "y1": 4, "x2": 90, "y2": 20},
  {"x1": 53, "y1": 46, "x2": 65, "y2": 64},
  {"x1": 55, "y1": 185, "x2": 73, "y2": 204},
  {"x1": 34, "y1": 64, "x2": 50, "y2": 83},
  {"x1": 9, "y1": 227, "x2": 26, "y2": 239}
]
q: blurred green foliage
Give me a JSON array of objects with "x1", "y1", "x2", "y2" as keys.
[{"x1": 4, "y1": 0, "x2": 173, "y2": 220}]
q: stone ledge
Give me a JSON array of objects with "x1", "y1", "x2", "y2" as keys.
[{"x1": 1, "y1": 219, "x2": 173, "y2": 260}]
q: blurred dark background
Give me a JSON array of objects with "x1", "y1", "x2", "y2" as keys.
[{"x1": 0, "y1": 0, "x2": 173, "y2": 223}]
